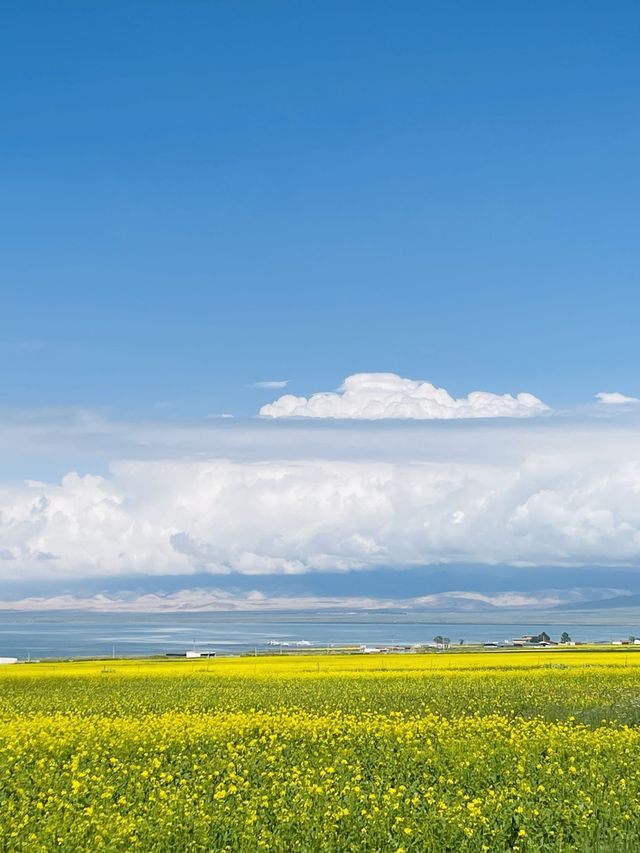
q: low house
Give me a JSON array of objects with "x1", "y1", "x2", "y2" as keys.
[
  {"x1": 165, "y1": 651, "x2": 216, "y2": 658},
  {"x1": 511, "y1": 636, "x2": 535, "y2": 646}
]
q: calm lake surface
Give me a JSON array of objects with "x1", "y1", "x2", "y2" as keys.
[{"x1": 1, "y1": 611, "x2": 639, "y2": 660}]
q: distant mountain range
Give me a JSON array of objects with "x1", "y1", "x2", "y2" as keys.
[{"x1": 560, "y1": 593, "x2": 640, "y2": 611}]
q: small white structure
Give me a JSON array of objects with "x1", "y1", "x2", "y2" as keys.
[
  {"x1": 0, "y1": 657, "x2": 18, "y2": 665},
  {"x1": 186, "y1": 650, "x2": 215, "y2": 658}
]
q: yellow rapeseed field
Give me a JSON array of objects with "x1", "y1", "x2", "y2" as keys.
[{"x1": 2, "y1": 648, "x2": 640, "y2": 851}]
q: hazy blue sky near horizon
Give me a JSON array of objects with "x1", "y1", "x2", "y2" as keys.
[
  {"x1": 2, "y1": 2, "x2": 640, "y2": 609},
  {"x1": 2, "y1": 0, "x2": 640, "y2": 417}
]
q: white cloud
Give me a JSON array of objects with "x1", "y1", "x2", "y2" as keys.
[
  {"x1": 259, "y1": 373, "x2": 549, "y2": 419},
  {"x1": 596, "y1": 392, "x2": 640, "y2": 405},
  {"x1": 2, "y1": 431, "x2": 640, "y2": 582},
  {"x1": 251, "y1": 380, "x2": 290, "y2": 389}
]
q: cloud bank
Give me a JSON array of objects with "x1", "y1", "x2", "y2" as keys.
[
  {"x1": 2, "y1": 434, "x2": 640, "y2": 582},
  {"x1": 259, "y1": 373, "x2": 549, "y2": 419}
]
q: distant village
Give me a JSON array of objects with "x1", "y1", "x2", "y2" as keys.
[
  {"x1": 162, "y1": 631, "x2": 640, "y2": 659},
  {"x1": 4, "y1": 631, "x2": 640, "y2": 665}
]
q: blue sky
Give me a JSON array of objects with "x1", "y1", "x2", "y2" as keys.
[
  {"x1": 2, "y1": 0, "x2": 640, "y2": 418},
  {"x1": 2, "y1": 2, "x2": 640, "y2": 610}
]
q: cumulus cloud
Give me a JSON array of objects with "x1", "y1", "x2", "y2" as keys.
[
  {"x1": 596, "y1": 392, "x2": 640, "y2": 405},
  {"x1": 251, "y1": 380, "x2": 290, "y2": 389},
  {"x1": 2, "y1": 430, "x2": 640, "y2": 582},
  {"x1": 259, "y1": 373, "x2": 549, "y2": 420}
]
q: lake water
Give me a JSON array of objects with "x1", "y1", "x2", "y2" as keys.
[{"x1": 1, "y1": 611, "x2": 638, "y2": 660}]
